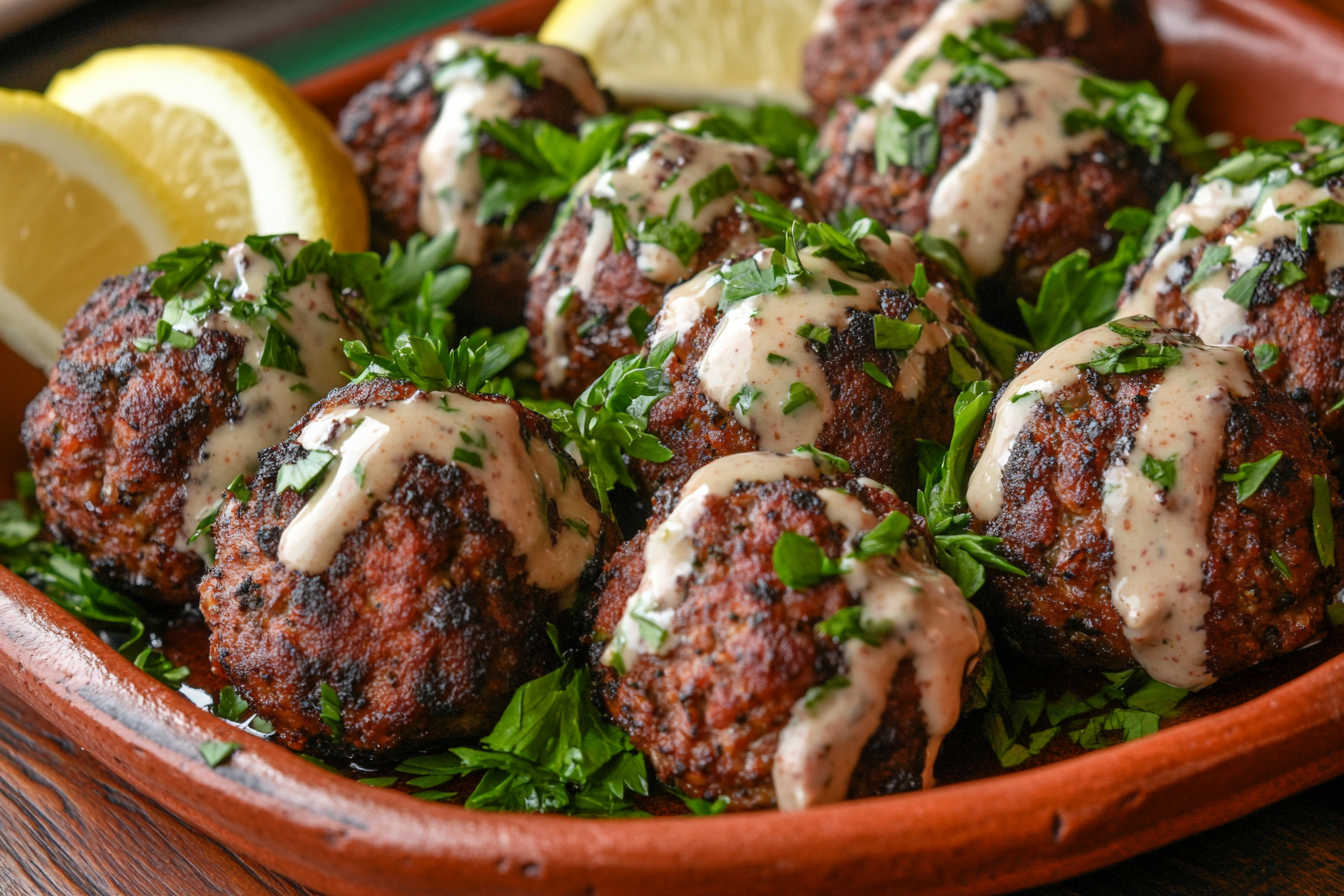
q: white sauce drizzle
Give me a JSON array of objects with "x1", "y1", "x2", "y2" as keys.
[
  {"x1": 276, "y1": 391, "x2": 600, "y2": 594},
  {"x1": 967, "y1": 318, "x2": 1255, "y2": 688},
  {"x1": 417, "y1": 33, "x2": 606, "y2": 266},
  {"x1": 1118, "y1": 177, "x2": 1344, "y2": 343},
  {"x1": 176, "y1": 237, "x2": 355, "y2": 556},
  {"x1": 651, "y1": 234, "x2": 964, "y2": 452},
  {"x1": 600, "y1": 451, "x2": 982, "y2": 810},
  {"x1": 536, "y1": 121, "x2": 791, "y2": 388}
]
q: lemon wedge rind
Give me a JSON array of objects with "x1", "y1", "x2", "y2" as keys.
[{"x1": 47, "y1": 46, "x2": 367, "y2": 251}]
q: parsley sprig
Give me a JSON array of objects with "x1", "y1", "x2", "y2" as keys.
[
  {"x1": 389, "y1": 627, "x2": 650, "y2": 815},
  {"x1": 967, "y1": 655, "x2": 1188, "y2": 767},
  {"x1": 916, "y1": 381, "x2": 1026, "y2": 596},
  {"x1": 529, "y1": 341, "x2": 676, "y2": 512},
  {"x1": 0, "y1": 473, "x2": 189, "y2": 690},
  {"x1": 343, "y1": 325, "x2": 527, "y2": 398}
]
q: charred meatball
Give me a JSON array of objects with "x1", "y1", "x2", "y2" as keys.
[
  {"x1": 339, "y1": 33, "x2": 608, "y2": 331},
  {"x1": 21, "y1": 236, "x2": 358, "y2": 605},
  {"x1": 801, "y1": 0, "x2": 1162, "y2": 113},
  {"x1": 812, "y1": 57, "x2": 1177, "y2": 320},
  {"x1": 589, "y1": 451, "x2": 985, "y2": 810},
  {"x1": 526, "y1": 117, "x2": 818, "y2": 401},
  {"x1": 966, "y1": 317, "x2": 1343, "y2": 687},
  {"x1": 1118, "y1": 125, "x2": 1344, "y2": 450},
  {"x1": 632, "y1": 228, "x2": 995, "y2": 506},
  {"x1": 201, "y1": 379, "x2": 617, "y2": 759}
]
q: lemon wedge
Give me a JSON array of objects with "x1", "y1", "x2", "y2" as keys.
[
  {"x1": 47, "y1": 46, "x2": 368, "y2": 251},
  {"x1": 540, "y1": 0, "x2": 823, "y2": 110},
  {"x1": 0, "y1": 89, "x2": 181, "y2": 369}
]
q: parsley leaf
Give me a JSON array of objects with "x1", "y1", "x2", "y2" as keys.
[
  {"x1": 319, "y1": 682, "x2": 343, "y2": 741},
  {"x1": 1064, "y1": 77, "x2": 1172, "y2": 162},
  {"x1": 1141, "y1": 454, "x2": 1177, "y2": 490},
  {"x1": 873, "y1": 315, "x2": 922, "y2": 351},
  {"x1": 199, "y1": 740, "x2": 240, "y2": 768},
  {"x1": 345, "y1": 326, "x2": 527, "y2": 397},
  {"x1": 852, "y1": 511, "x2": 913, "y2": 561},
  {"x1": 773, "y1": 531, "x2": 844, "y2": 589},
  {"x1": 816, "y1": 606, "x2": 893, "y2": 647},
  {"x1": 1313, "y1": 474, "x2": 1335, "y2": 567},
  {"x1": 276, "y1": 449, "x2": 335, "y2": 495},
  {"x1": 433, "y1": 45, "x2": 542, "y2": 91},
  {"x1": 1224, "y1": 262, "x2": 1270, "y2": 307},
  {"x1": 863, "y1": 361, "x2": 894, "y2": 388},
  {"x1": 791, "y1": 444, "x2": 851, "y2": 472},
  {"x1": 803, "y1": 676, "x2": 851, "y2": 712},
  {"x1": 688, "y1": 164, "x2": 740, "y2": 216},
  {"x1": 677, "y1": 102, "x2": 821, "y2": 174},
  {"x1": 1188, "y1": 243, "x2": 1232, "y2": 287},
  {"x1": 781, "y1": 382, "x2": 819, "y2": 414},
  {"x1": 874, "y1": 106, "x2": 940, "y2": 176},
  {"x1": 531, "y1": 343, "x2": 675, "y2": 513},
  {"x1": 0, "y1": 478, "x2": 189, "y2": 691},
  {"x1": 1253, "y1": 343, "x2": 1280, "y2": 371}
]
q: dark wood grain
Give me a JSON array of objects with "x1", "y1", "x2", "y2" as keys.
[{"x1": 0, "y1": 685, "x2": 317, "y2": 896}]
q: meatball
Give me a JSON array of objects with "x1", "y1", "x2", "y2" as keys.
[
  {"x1": 1117, "y1": 132, "x2": 1344, "y2": 450},
  {"x1": 526, "y1": 118, "x2": 818, "y2": 401},
  {"x1": 812, "y1": 57, "x2": 1177, "y2": 320},
  {"x1": 589, "y1": 451, "x2": 986, "y2": 810},
  {"x1": 966, "y1": 317, "x2": 1342, "y2": 687},
  {"x1": 801, "y1": 0, "x2": 1162, "y2": 113},
  {"x1": 201, "y1": 379, "x2": 617, "y2": 760},
  {"x1": 633, "y1": 228, "x2": 995, "y2": 506},
  {"x1": 338, "y1": 33, "x2": 608, "y2": 331},
  {"x1": 21, "y1": 236, "x2": 358, "y2": 605}
]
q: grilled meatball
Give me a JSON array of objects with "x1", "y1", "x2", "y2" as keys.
[
  {"x1": 338, "y1": 33, "x2": 608, "y2": 332},
  {"x1": 21, "y1": 237, "x2": 357, "y2": 605},
  {"x1": 812, "y1": 57, "x2": 1177, "y2": 321},
  {"x1": 632, "y1": 229, "x2": 995, "y2": 506},
  {"x1": 201, "y1": 379, "x2": 617, "y2": 759},
  {"x1": 1117, "y1": 131, "x2": 1344, "y2": 450},
  {"x1": 966, "y1": 317, "x2": 1342, "y2": 687},
  {"x1": 801, "y1": 0, "x2": 1162, "y2": 113},
  {"x1": 526, "y1": 118, "x2": 818, "y2": 401},
  {"x1": 589, "y1": 451, "x2": 985, "y2": 810}
]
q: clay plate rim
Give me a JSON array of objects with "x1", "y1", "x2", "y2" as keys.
[{"x1": 4, "y1": 0, "x2": 1344, "y2": 892}]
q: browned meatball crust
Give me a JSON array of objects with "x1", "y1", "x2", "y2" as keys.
[
  {"x1": 338, "y1": 41, "x2": 602, "y2": 332},
  {"x1": 813, "y1": 85, "x2": 1178, "y2": 315},
  {"x1": 1122, "y1": 208, "x2": 1344, "y2": 451},
  {"x1": 21, "y1": 269, "x2": 244, "y2": 605},
  {"x1": 201, "y1": 380, "x2": 618, "y2": 760},
  {"x1": 801, "y1": 0, "x2": 1162, "y2": 113},
  {"x1": 525, "y1": 123, "x2": 820, "y2": 402},
  {"x1": 633, "y1": 272, "x2": 993, "y2": 506},
  {"x1": 971, "y1": 349, "x2": 1342, "y2": 677},
  {"x1": 588, "y1": 474, "x2": 949, "y2": 809}
]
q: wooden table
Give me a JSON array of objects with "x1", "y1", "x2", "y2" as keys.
[{"x1": 2, "y1": 1, "x2": 1344, "y2": 894}]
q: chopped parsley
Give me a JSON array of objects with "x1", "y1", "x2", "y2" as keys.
[
  {"x1": 1141, "y1": 454, "x2": 1177, "y2": 491},
  {"x1": 851, "y1": 510, "x2": 913, "y2": 561},
  {"x1": 1224, "y1": 262, "x2": 1269, "y2": 307},
  {"x1": 796, "y1": 323, "x2": 832, "y2": 344},
  {"x1": 767, "y1": 353, "x2": 790, "y2": 365},
  {"x1": 627, "y1": 306, "x2": 652, "y2": 346},
  {"x1": 688, "y1": 164, "x2": 740, "y2": 216},
  {"x1": 1271, "y1": 550, "x2": 1293, "y2": 580},
  {"x1": 1311, "y1": 293, "x2": 1335, "y2": 315},
  {"x1": 719, "y1": 257, "x2": 788, "y2": 308},
  {"x1": 781, "y1": 382, "x2": 819, "y2": 415},
  {"x1": 676, "y1": 102, "x2": 822, "y2": 175},
  {"x1": 668, "y1": 787, "x2": 730, "y2": 816},
  {"x1": 1313, "y1": 474, "x2": 1335, "y2": 567},
  {"x1": 1223, "y1": 451, "x2": 1283, "y2": 503},
  {"x1": 1064, "y1": 77, "x2": 1173, "y2": 162},
  {"x1": 863, "y1": 361, "x2": 894, "y2": 388},
  {"x1": 433, "y1": 45, "x2": 542, "y2": 92},
  {"x1": 817, "y1": 607, "x2": 892, "y2": 647},
  {"x1": 731, "y1": 384, "x2": 761, "y2": 415},
  {"x1": 199, "y1": 740, "x2": 240, "y2": 768},
  {"x1": 276, "y1": 449, "x2": 335, "y2": 495},
  {"x1": 319, "y1": 682, "x2": 343, "y2": 741},
  {"x1": 1253, "y1": 343, "x2": 1281, "y2": 371},
  {"x1": 344, "y1": 326, "x2": 528, "y2": 397},
  {"x1": 1082, "y1": 321, "x2": 1183, "y2": 375},
  {"x1": 803, "y1": 676, "x2": 851, "y2": 712},
  {"x1": 791, "y1": 443, "x2": 851, "y2": 472},
  {"x1": 0, "y1": 474, "x2": 189, "y2": 691},
  {"x1": 873, "y1": 315, "x2": 922, "y2": 351},
  {"x1": 1188, "y1": 244, "x2": 1232, "y2": 288},
  {"x1": 874, "y1": 106, "x2": 940, "y2": 176},
  {"x1": 772, "y1": 531, "x2": 844, "y2": 589}
]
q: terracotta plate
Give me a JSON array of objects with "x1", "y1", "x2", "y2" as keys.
[{"x1": 4, "y1": 0, "x2": 1344, "y2": 893}]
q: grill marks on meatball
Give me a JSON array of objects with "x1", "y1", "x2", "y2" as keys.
[
  {"x1": 588, "y1": 476, "x2": 933, "y2": 809},
  {"x1": 22, "y1": 270, "x2": 245, "y2": 604},
  {"x1": 201, "y1": 380, "x2": 616, "y2": 759}
]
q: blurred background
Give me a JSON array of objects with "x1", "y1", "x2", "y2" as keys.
[{"x1": 0, "y1": 0, "x2": 499, "y2": 90}]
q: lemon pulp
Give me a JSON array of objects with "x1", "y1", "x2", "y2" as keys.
[
  {"x1": 86, "y1": 95, "x2": 256, "y2": 245},
  {"x1": 0, "y1": 141, "x2": 152, "y2": 332}
]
